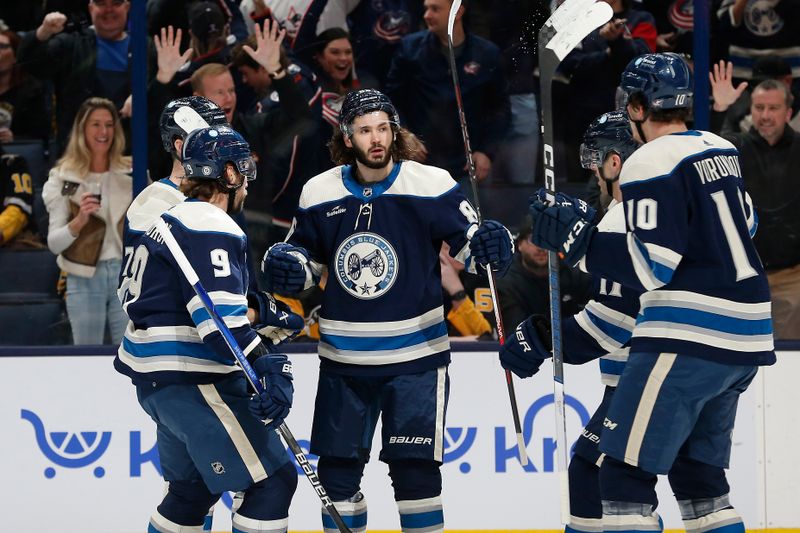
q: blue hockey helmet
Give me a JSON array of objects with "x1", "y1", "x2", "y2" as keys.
[
  {"x1": 160, "y1": 96, "x2": 228, "y2": 155},
  {"x1": 181, "y1": 126, "x2": 256, "y2": 184},
  {"x1": 580, "y1": 110, "x2": 639, "y2": 169},
  {"x1": 618, "y1": 52, "x2": 693, "y2": 111},
  {"x1": 339, "y1": 88, "x2": 400, "y2": 137}
]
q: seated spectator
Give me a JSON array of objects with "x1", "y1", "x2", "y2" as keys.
[
  {"x1": 440, "y1": 243, "x2": 495, "y2": 340},
  {"x1": 0, "y1": 144, "x2": 35, "y2": 247},
  {"x1": 18, "y1": 0, "x2": 132, "y2": 154},
  {"x1": 307, "y1": 27, "x2": 359, "y2": 129},
  {"x1": 710, "y1": 72, "x2": 800, "y2": 340},
  {"x1": 497, "y1": 215, "x2": 592, "y2": 331},
  {"x1": 557, "y1": 0, "x2": 655, "y2": 182},
  {"x1": 41, "y1": 97, "x2": 132, "y2": 344},
  {"x1": 710, "y1": 56, "x2": 800, "y2": 135},
  {"x1": 385, "y1": 0, "x2": 510, "y2": 190},
  {"x1": 0, "y1": 29, "x2": 50, "y2": 144}
]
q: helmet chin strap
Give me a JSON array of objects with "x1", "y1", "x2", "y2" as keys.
[
  {"x1": 226, "y1": 189, "x2": 237, "y2": 214},
  {"x1": 631, "y1": 105, "x2": 650, "y2": 144},
  {"x1": 598, "y1": 165, "x2": 619, "y2": 196}
]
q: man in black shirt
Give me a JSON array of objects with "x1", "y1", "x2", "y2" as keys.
[{"x1": 711, "y1": 73, "x2": 800, "y2": 339}]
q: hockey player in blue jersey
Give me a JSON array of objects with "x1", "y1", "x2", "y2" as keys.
[
  {"x1": 261, "y1": 88, "x2": 514, "y2": 533},
  {"x1": 501, "y1": 110, "x2": 643, "y2": 533},
  {"x1": 115, "y1": 126, "x2": 301, "y2": 533},
  {"x1": 528, "y1": 53, "x2": 776, "y2": 533}
]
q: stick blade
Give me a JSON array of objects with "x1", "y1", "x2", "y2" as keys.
[
  {"x1": 447, "y1": 0, "x2": 462, "y2": 42},
  {"x1": 547, "y1": 2, "x2": 613, "y2": 59}
]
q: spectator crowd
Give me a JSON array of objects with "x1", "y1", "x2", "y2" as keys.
[{"x1": 1, "y1": 0, "x2": 799, "y2": 344}]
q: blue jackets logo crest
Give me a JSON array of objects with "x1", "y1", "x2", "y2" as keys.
[{"x1": 335, "y1": 232, "x2": 398, "y2": 299}]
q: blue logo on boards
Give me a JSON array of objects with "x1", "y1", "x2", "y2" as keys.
[
  {"x1": 334, "y1": 232, "x2": 398, "y2": 300},
  {"x1": 443, "y1": 427, "x2": 478, "y2": 473},
  {"x1": 495, "y1": 394, "x2": 590, "y2": 472},
  {"x1": 21, "y1": 409, "x2": 112, "y2": 478}
]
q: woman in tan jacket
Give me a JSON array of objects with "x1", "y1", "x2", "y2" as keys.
[{"x1": 42, "y1": 97, "x2": 132, "y2": 345}]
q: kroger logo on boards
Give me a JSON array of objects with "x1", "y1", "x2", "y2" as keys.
[{"x1": 495, "y1": 394, "x2": 590, "y2": 473}]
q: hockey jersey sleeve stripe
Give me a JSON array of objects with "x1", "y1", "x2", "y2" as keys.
[
  {"x1": 599, "y1": 357, "x2": 626, "y2": 377},
  {"x1": 575, "y1": 308, "x2": 632, "y2": 349},
  {"x1": 627, "y1": 233, "x2": 676, "y2": 290},
  {"x1": 123, "y1": 324, "x2": 203, "y2": 343},
  {"x1": 637, "y1": 305, "x2": 773, "y2": 335},
  {"x1": 4, "y1": 196, "x2": 33, "y2": 215},
  {"x1": 318, "y1": 306, "x2": 445, "y2": 336},
  {"x1": 321, "y1": 321, "x2": 448, "y2": 352}
]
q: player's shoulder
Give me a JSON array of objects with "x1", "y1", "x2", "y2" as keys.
[
  {"x1": 298, "y1": 166, "x2": 351, "y2": 210},
  {"x1": 386, "y1": 161, "x2": 459, "y2": 199},
  {"x1": 621, "y1": 130, "x2": 737, "y2": 186},
  {"x1": 164, "y1": 200, "x2": 245, "y2": 239},
  {"x1": 127, "y1": 179, "x2": 185, "y2": 232},
  {"x1": 597, "y1": 200, "x2": 626, "y2": 233}
]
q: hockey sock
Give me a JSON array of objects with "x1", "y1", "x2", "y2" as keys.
[
  {"x1": 389, "y1": 459, "x2": 444, "y2": 533},
  {"x1": 677, "y1": 496, "x2": 744, "y2": 533},
  {"x1": 149, "y1": 481, "x2": 218, "y2": 533},
  {"x1": 232, "y1": 463, "x2": 297, "y2": 533},
  {"x1": 397, "y1": 496, "x2": 444, "y2": 533},
  {"x1": 322, "y1": 492, "x2": 368, "y2": 533},
  {"x1": 669, "y1": 458, "x2": 742, "y2": 533},
  {"x1": 565, "y1": 455, "x2": 602, "y2": 533},
  {"x1": 599, "y1": 456, "x2": 662, "y2": 533}
]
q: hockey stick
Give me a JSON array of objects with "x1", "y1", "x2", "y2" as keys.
[
  {"x1": 154, "y1": 218, "x2": 353, "y2": 533},
  {"x1": 446, "y1": 0, "x2": 529, "y2": 467},
  {"x1": 538, "y1": 0, "x2": 613, "y2": 523}
]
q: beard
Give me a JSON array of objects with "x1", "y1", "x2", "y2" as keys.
[{"x1": 352, "y1": 142, "x2": 393, "y2": 169}]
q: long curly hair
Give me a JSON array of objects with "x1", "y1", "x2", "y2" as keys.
[{"x1": 328, "y1": 125, "x2": 426, "y2": 166}]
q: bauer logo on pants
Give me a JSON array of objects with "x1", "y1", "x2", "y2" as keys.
[{"x1": 334, "y1": 232, "x2": 398, "y2": 300}]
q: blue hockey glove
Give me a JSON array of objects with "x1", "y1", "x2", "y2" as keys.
[
  {"x1": 261, "y1": 243, "x2": 311, "y2": 295},
  {"x1": 534, "y1": 189, "x2": 597, "y2": 223},
  {"x1": 248, "y1": 291, "x2": 305, "y2": 345},
  {"x1": 469, "y1": 220, "x2": 515, "y2": 277},
  {"x1": 499, "y1": 314, "x2": 552, "y2": 378},
  {"x1": 248, "y1": 354, "x2": 294, "y2": 430},
  {"x1": 529, "y1": 199, "x2": 596, "y2": 266}
]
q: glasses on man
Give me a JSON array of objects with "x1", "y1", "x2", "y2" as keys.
[{"x1": 0, "y1": 43, "x2": 12, "y2": 50}]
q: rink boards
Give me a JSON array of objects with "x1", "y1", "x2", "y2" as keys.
[{"x1": 1, "y1": 345, "x2": 798, "y2": 532}]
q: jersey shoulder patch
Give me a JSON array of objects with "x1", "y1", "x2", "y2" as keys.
[
  {"x1": 127, "y1": 180, "x2": 186, "y2": 232},
  {"x1": 386, "y1": 161, "x2": 458, "y2": 198},
  {"x1": 298, "y1": 167, "x2": 351, "y2": 210},
  {"x1": 164, "y1": 201, "x2": 245, "y2": 238}
]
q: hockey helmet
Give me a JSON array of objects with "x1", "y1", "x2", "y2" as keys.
[
  {"x1": 181, "y1": 126, "x2": 256, "y2": 184},
  {"x1": 618, "y1": 53, "x2": 693, "y2": 111},
  {"x1": 580, "y1": 110, "x2": 638, "y2": 169},
  {"x1": 160, "y1": 96, "x2": 228, "y2": 155},
  {"x1": 338, "y1": 88, "x2": 400, "y2": 137}
]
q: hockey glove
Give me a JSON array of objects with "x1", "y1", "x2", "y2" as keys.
[
  {"x1": 468, "y1": 220, "x2": 515, "y2": 277},
  {"x1": 248, "y1": 354, "x2": 294, "y2": 430},
  {"x1": 261, "y1": 243, "x2": 312, "y2": 295},
  {"x1": 499, "y1": 314, "x2": 552, "y2": 378},
  {"x1": 529, "y1": 199, "x2": 596, "y2": 267},
  {"x1": 534, "y1": 189, "x2": 598, "y2": 223},
  {"x1": 247, "y1": 291, "x2": 305, "y2": 345}
]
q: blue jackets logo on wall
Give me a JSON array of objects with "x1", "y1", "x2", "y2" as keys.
[
  {"x1": 335, "y1": 232, "x2": 398, "y2": 299},
  {"x1": 443, "y1": 427, "x2": 478, "y2": 473},
  {"x1": 21, "y1": 409, "x2": 112, "y2": 479}
]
